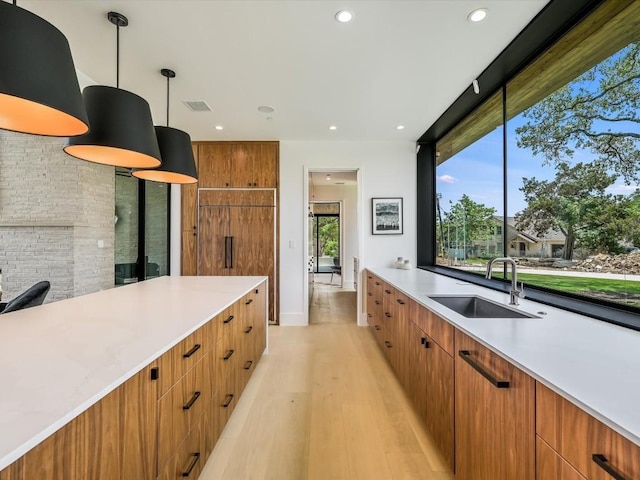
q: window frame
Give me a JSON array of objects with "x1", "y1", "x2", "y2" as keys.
[{"x1": 416, "y1": 0, "x2": 640, "y2": 332}]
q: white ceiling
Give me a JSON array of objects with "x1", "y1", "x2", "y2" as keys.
[
  {"x1": 21, "y1": 0, "x2": 548, "y2": 142},
  {"x1": 310, "y1": 170, "x2": 358, "y2": 186}
]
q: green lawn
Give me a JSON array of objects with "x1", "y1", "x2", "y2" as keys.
[{"x1": 492, "y1": 272, "x2": 640, "y2": 295}]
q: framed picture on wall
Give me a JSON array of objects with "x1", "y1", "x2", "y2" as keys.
[{"x1": 372, "y1": 197, "x2": 403, "y2": 235}]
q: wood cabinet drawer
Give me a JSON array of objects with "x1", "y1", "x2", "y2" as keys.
[
  {"x1": 536, "y1": 382, "x2": 640, "y2": 480},
  {"x1": 410, "y1": 301, "x2": 454, "y2": 356},
  {"x1": 158, "y1": 413, "x2": 206, "y2": 480},
  {"x1": 537, "y1": 436, "x2": 587, "y2": 480},
  {"x1": 157, "y1": 327, "x2": 206, "y2": 397},
  {"x1": 157, "y1": 357, "x2": 210, "y2": 471}
]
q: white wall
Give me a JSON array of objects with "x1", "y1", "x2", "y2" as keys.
[
  {"x1": 280, "y1": 141, "x2": 417, "y2": 326},
  {"x1": 310, "y1": 184, "x2": 358, "y2": 286}
]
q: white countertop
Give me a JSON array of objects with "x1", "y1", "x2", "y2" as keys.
[
  {"x1": 0, "y1": 275, "x2": 266, "y2": 471},
  {"x1": 368, "y1": 267, "x2": 640, "y2": 447}
]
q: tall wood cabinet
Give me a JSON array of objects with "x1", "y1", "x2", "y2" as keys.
[{"x1": 182, "y1": 142, "x2": 279, "y2": 323}]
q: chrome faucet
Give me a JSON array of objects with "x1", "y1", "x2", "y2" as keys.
[{"x1": 486, "y1": 257, "x2": 523, "y2": 305}]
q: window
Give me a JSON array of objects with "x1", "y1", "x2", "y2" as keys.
[
  {"x1": 420, "y1": 0, "x2": 640, "y2": 327},
  {"x1": 115, "y1": 168, "x2": 170, "y2": 285},
  {"x1": 435, "y1": 91, "x2": 504, "y2": 275}
]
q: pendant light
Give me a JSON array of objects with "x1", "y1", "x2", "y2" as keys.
[
  {"x1": 64, "y1": 12, "x2": 161, "y2": 169},
  {"x1": 132, "y1": 69, "x2": 198, "y2": 184},
  {"x1": 0, "y1": 1, "x2": 89, "y2": 136}
]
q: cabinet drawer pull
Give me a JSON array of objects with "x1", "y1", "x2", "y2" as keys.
[
  {"x1": 368, "y1": 275, "x2": 372, "y2": 279},
  {"x1": 182, "y1": 344, "x2": 201, "y2": 358},
  {"x1": 396, "y1": 299, "x2": 405, "y2": 305},
  {"x1": 223, "y1": 394, "x2": 234, "y2": 408},
  {"x1": 375, "y1": 281, "x2": 381, "y2": 286},
  {"x1": 458, "y1": 350, "x2": 509, "y2": 388},
  {"x1": 385, "y1": 312, "x2": 391, "y2": 318},
  {"x1": 223, "y1": 315, "x2": 234, "y2": 324},
  {"x1": 183, "y1": 391, "x2": 201, "y2": 410},
  {"x1": 244, "y1": 325, "x2": 253, "y2": 334},
  {"x1": 368, "y1": 292, "x2": 372, "y2": 296},
  {"x1": 384, "y1": 341, "x2": 392, "y2": 348},
  {"x1": 592, "y1": 454, "x2": 627, "y2": 480},
  {"x1": 384, "y1": 289, "x2": 391, "y2": 294},
  {"x1": 374, "y1": 325, "x2": 381, "y2": 330},
  {"x1": 223, "y1": 349, "x2": 235, "y2": 360},
  {"x1": 374, "y1": 300, "x2": 381, "y2": 305},
  {"x1": 421, "y1": 337, "x2": 430, "y2": 348},
  {"x1": 245, "y1": 299, "x2": 253, "y2": 305},
  {"x1": 244, "y1": 360, "x2": 253, "y2": 370},
  {"x1": 367, "y1": 313, "x2": 372, "y2": 318},
  {"x1": 181, "y1": 452, "x2": 200, "y2": 477}
]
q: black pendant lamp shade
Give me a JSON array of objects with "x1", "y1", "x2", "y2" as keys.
[
  {"x1": 133, "y1": 126, "x2": 197, "y2": 183},
  {"x1": 64, "y1": 85, "x2": 162, "y2": 168},
  {"x1": 132, "y1": 68, "x2": 198, "y2": 184},
  {"x1": 0, "y1": 1, "x2": 89, "y2": 136},
  {"x1": 63, "y1": 11, "x2": 161, "y2": 169}
]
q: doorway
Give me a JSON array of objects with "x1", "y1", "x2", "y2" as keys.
[{"x1": 306, "y1": 169, "x2": 359, "y2": 324}]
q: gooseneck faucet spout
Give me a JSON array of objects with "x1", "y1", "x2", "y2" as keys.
[{"x1": 486, "y1": 257, "x2": 523, "y2": 305}]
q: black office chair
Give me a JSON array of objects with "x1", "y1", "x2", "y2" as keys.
[{"x1": 0, "y1": 281, "x2": 51, "y2": 314}]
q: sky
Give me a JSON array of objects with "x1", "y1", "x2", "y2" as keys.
[{"x1": 435, "y1": 44, "x2": 640, "y2": 219}]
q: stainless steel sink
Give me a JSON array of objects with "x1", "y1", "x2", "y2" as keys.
[{"x1": 427, "y1": 295, "x2": 538, "y2": 319}]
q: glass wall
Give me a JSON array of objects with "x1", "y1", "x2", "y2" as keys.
[
  {"x1": 115, "y1": 168, "x2": 170, "y2": 285},
  {"x1": 145, "y1": 181, "x2": 168, "y2": 279},
  {"x1": 432, "y1": 1, "x2": 640, "y2": 311},
  {"x1": 435, "y1": 91, "x2": 504, "y2": 275},
  {"x1": 115, "y1": 169, "x2": 139, "y2": 285}
]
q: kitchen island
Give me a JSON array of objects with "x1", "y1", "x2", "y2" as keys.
[{"x1": 0, "y1": 275, "x2": 268, "y2": 478}]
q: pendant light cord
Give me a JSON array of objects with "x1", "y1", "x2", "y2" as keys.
[
  {"x1": 166, "y1": 74, "x2": 170, "y2": 127},
  {"x1": 116, "y1": 23, "x2": 120, "y2": 88}
]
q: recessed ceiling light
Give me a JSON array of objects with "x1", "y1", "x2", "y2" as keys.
[
  {"x1": 335, "y1": 10, "x2": 353, "y2": 23},
  {"x1": 214, "y1": 125, "x2": 223, "y2": 130},
  {"x1": 258, "y1": 105, "x2": 275, "y2": 113},
  {"x1": 396, "y1": 125, "x2": 405, "y2": 130},
  {"x1": 329, "y1": 125, "x2": 337, "y2": 130},
  {"x1": 468, "y1": 8, "x2": 488, "y2": 22}
]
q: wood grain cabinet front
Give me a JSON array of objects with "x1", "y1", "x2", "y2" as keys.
[
  {"x1": 536, "y1": 382, "x2": 640, "y2": 480},
  {"x1": 0, "y1": 284, "x2": 268, "y2": 480},
  {"x1": 455, "y1": 330, "x2": 535, "y2": 480},
  {"x1": 0, "y1": 365, "x2": 158, "y2": 480}
]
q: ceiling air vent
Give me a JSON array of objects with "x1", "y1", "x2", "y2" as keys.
[{"x1": 182, "y1": 100, "x2": 212, "y2": 112}]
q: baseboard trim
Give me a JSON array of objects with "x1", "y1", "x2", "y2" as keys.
[{"x1": 279, "y1": 312, "x2": 307, "y2": 326}]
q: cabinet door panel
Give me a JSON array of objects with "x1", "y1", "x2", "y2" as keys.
[
  {"x1": 181, "y1": 231, "x2": 197, "y2": 276},
  {"x1": 407, "y1": 322, "x2": 427, "y2": 419},
  {"x1": 229, "y1": 206, "x2": 275, "y2": 320},
  {"x1": 199, "y1": 143, "x2": 231, "y2": 187},
  {"x1": 180, "y1": 145, "x2": 199, "y2": 231},
  {"x1": 424, "y1": 339, "x2": 454, "y2": 471},
  {"x1": 198, "y1": 206, "x2": 229, "y2": 275},
  {"x1": 230, "y1": 144, "x2": 256, "y2": 187},
  {"x1": 255, "y1": 143, "x2": 278, "y2": 187},
  {"x1": 455, "y1": 331, "x2": 535, "y2": 480},
  {"x1": 119, "y1": 365, "x2": 157, "y2": 480}
]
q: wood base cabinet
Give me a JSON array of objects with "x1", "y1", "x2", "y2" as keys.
[
  {"x1": 536, "y1": 382, "x2": 640, "y2": 480},
  {"x1": 455, "y1": 330, "x2": 535, "y2": 480}
]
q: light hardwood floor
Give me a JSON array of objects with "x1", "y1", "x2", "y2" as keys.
[{"x1": 199, "y1": 282, "x2": 454, "y2": 480}]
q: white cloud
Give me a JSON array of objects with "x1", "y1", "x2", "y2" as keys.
[
  {"x1": 437, "y1": 174, "x2": 457, "y2": 184},
  {"x1": 606, "y1": 184, "x2": 640, "y2": 194}
]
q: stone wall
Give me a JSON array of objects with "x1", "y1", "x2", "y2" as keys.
[{"x1": 0, "y1": 130, "x2": 114, "y2": 302}]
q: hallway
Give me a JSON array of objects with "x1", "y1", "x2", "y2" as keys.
[{"x1": 200, "y1": 282, "x2": 453, "y2": 479}]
